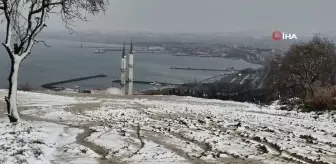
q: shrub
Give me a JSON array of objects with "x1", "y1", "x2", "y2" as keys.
[
  {"x1": 279, "y1": 97, "x2": 303, "y2": 111},
  {"x1": 303, "y1": 86, "x2": 336, "y2": 111},
  {"x1": 18, "y1": 82, "x2": 33, "y2": 91}
]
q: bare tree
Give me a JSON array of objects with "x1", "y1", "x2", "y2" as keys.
[{"x1": 0, "y1": 0, "x2": 108, "y2": 122}]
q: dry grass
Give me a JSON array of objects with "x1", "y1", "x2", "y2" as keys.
[{"x1": 303, "y1": 86, "x2": 336, "y2": 111}]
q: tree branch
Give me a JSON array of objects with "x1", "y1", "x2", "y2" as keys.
[
  {"x1": 34, "y1": 39, "x2": 51, "y2": 47},
  {"x1": 2, "y1": 0, "x2": 12, "y2": 46},
  {"x1": 32, "y1": 1, "x2": 63, "y2": 15}
]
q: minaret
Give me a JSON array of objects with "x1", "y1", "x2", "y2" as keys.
[
  {"x1": 120, "y1": 41, "x2": 127, "y2": 94},
  {"x1": 128, "y1": 40, "x2": 134, "y2": 95}
]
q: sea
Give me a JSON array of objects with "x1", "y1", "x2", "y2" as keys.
[{"x1": 0, "y1": 39, "x2": 261, "y2": 91}]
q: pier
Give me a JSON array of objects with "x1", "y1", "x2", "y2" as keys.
[
  {"x1": 94, "y1": 48, "x2": 123, "y2": 53},
  {"x1": 112, "y1": 80, "x2": 182, "y2": 86},
  {"x1": 170, "y1": 66, "x2": 235, "y2": 72},
  {"x1": 42, "y1": 74, "x2": 107, "y2": 89},
  {"x1": 93, "y1": 48, "x2": 163, "y2": 53},
  {"x1": 79, "y1": 46, "x2": 121, "y2": 49},
  {"x1": 105, "y1": 48, "x2": 123, "y2": 51}
]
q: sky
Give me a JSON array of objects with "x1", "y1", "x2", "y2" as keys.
[{"x1": 4, "y1": 0, "x2": 336, "y2": 35}]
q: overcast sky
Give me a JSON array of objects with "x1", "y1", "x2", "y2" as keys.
[{"x1": 8, "y1": 0, "x2": 336, "y2": 35}]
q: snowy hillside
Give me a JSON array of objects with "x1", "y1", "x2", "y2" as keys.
[{"x1": 0, "y1": 90, "x2": 336, "y2": 164}]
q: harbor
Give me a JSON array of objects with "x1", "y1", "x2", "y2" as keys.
[
  {"x1": 5, "y1": 39, "x2": 263, "y2": 94},
  {"x1": 93, "y1": 48, "x2": 165, "y2": 54},
  {"x1": 94, "y1": 48, "x2": 121, "y2": 53}
]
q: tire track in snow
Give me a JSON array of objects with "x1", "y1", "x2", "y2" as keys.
[
  {"x1": 237, "y1": 126, "x2": 334, "y2": 164},
  {"x1": 19, "y1": 109, "x2": 126, "y2": 164},
  {"x1": 129, "y1": 124, "x2": 145, "y2": 157},
  {"x1": 106, "y1": 99, "x2": 322, "y2": 163},
  {"x1": 132, "y1": 102, "x2": 213, "y2": 163},
  {"x1": 144, "y1": 132, "x2": 209, "y2": 164},
  {"x1": 234, "y1": 128, "x2": 314, "y2": 164},
  {"x1": 207, "y1": 120, "x2": 303, "y2": 163},
  {"x1": 132, "y1": 102, "x2": 263, "y2": 163}
]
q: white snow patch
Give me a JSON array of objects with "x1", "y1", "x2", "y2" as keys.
[
  {"x1": 86, "y1": 126, "x2": 139, "y2": 158},
  {"x1": 0, "y1": 118, "x2": 99, "y2": 164},
  {"x1": 105, "y1": 87, "x2": 123, "y2": 95},
  {"x1": 0, "y1": 90, "x2": 99, "y2": 123},
  {"x1": 127, "y1": 140, "x2": 189, "y2": 164}
]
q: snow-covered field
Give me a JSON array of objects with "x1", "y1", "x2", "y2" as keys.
[
  {"x1": 0, "y1": 118, "x2": 101, "y2": 164},
  {"x1": 0, "y1": 90, "x2": 336, "y2": 164}
]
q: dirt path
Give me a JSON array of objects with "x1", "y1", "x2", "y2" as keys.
[
  {"x1": 16, "y1": 106, "x2": 124, "y2": 164},
  {"x1": 68, "y1": 101, "x2": 241, "y2": 164},
  {"x1": 66, "y1": 98, "x2": 266, "y2": 164},
  {"x1": 75, "y1": 126, "x2": 127, "y2": 164}
]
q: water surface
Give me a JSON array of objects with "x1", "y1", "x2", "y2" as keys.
[{"x1": 0, "y1": 39, "x2": 261, "y2": 90}]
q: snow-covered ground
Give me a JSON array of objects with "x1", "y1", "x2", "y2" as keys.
[
  {"x1": 0, "y1": 89, "x2": 336, "y2": 164},
  {"x1": 0, "y1": 118, "x2": 101, "y2": 164}
]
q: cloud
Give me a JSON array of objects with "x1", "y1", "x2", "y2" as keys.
[{"x1": 2, "y1": 0, "x2": 336, "y2": 35}]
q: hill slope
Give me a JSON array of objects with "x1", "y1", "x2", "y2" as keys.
[{"x1": 0, "y1": 90, "x2": 336, "y2": 164}]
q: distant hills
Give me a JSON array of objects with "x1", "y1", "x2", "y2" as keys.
[{"x1": 0, "y1": 30, "x2": 328, "y2": 49}]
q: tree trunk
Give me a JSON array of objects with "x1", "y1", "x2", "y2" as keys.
[{"x1": 5, "y1": 59, "x2": 21, "y2": 122}]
